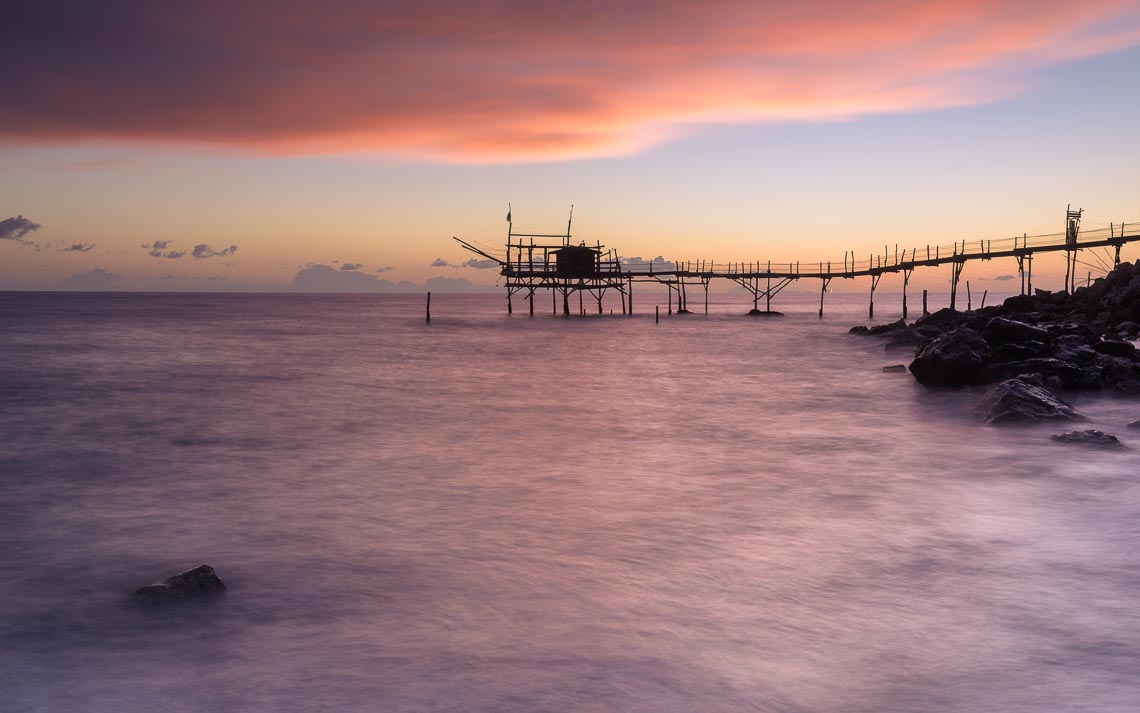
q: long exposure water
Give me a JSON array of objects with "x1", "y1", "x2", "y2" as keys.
[{"x1": 2, "y1": 291, "x2": 1139, "y2": 712}]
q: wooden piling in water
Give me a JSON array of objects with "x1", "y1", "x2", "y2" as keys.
[
  {"x1": 922, "y1": 289, "x2": 928, "y2": 316},
  {"x1": 426, "y1": 291, "x2": 431, "y2": 323}
]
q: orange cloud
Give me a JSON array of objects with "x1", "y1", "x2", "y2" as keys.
[{"x1": 2, "y1": 1, "x2": 1138, "y2": 161}]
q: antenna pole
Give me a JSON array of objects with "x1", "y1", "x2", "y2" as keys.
[{"x1": 566, "y1": 204, "x2": 574, "y2": 245}]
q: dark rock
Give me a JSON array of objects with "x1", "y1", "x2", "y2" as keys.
[
  {"x1": 991, "y1": 341, "x2": 1045, "y2": 363},
  {"x1": 866, "y1": 318, "x2": 907, "y2": 336},
  {"x1": 1002, "y1": 294, "x2": 1037, "y2": 313},
  {"x1": 988, "y1": 358, "x2": 1082, "y2": 387},
  {"x1": 1115, "y1": 320, "x2": 1139, "y2": 336},
  {"x1": 132, "y1": 564, "x2": 226, "y2": 603},
  {"x1": 1128, "y1": 419, "x2": 1140, "y2": 428},
  {"x1": 849, "y1": 325, "x2": 869, "y2": 334},
  {"x1": 909, "y1": 327, "x2": 992, "y2": 387},
  {"x1": 914, "y1": 307, "x2": 969, "y2": 332},
  {"x1": 747, "y1": 309, "x2": 784, "y2": 316},
  {"x1": 884, "y1": 329, "x2": 925, "y2": 349},
  {"x1": 1050, "y1": 430, "x2": 1123, "y2": 447},
  {"x1": 983, "y1": 317, "x2": 1049, "y2": 347},
  {"x1": 1111, "y1": 379, "x2": 1140, "y2": 396},
  {"x1": 1093, "y1": 340, "x2": 1137, "y2": 359},
  {"x1": 882, "y1": 364, "x2": 907, "y2": 373},
  {"x1": 975, "y1": 378, "x2": 1084, "y2": 424}
]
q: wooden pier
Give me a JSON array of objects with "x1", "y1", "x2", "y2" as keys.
[{"x1": 454, "y1": 206, "x2": 1140, "y2": 318}]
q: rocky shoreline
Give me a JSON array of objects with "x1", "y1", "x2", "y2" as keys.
[{"x1": 853, "y1": 259, "x2": 1140, "y2": 432}]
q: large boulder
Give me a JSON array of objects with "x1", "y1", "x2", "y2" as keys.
[
  {"x1": 1051, "y1": 430, "x2": 1124, "y2": 448},
  {"x1": 982, "y1": 317, "x2": 1050, "y2": 347},
  {"x1": 132, "y1": 564, "x2": 226, "y2": 603},
  {"x1": 909, "y1": 327, "x2": 992, "y2": 387},
  {"x1": 974, "y1": 378, "x2": 1084, "y2": 424}
]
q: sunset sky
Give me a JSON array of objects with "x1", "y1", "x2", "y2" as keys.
[{"x1": 2, "y1": 1, "x2": 1140, "y2": 291}]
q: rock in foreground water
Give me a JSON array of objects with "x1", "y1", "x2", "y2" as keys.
[
  {"x1": 1051, "y1": 430, "x2": 1124, "y2": 447},
  {"x1": 132, "y1": 564, "x2": 226, "y2": 603},
  {"x1": 975, "y1": 378, "x2": 1084, "y2": 424}
]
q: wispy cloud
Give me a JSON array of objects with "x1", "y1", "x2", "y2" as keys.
[
  {"x1": 191, "y1": 243, "x2": 238, "y2": 259},
  {"x1": 60, "y1": 242, "x2": 96, "y2": 252},
  {"x1": 1, "y1": 2, "x2": 1137, "y2": 161},
  {"x1": 142, "y1": 240, "x2": 185, "y2": 259},
  {"x1": 430, "y1": 258, "x2": 451, "y2": 267},
  {"x1": 340, "y1": 262, "x2": 363, "y2": 271},
  {"x1": 0, "y1": 215, "x2": 41, "y2": 244}
]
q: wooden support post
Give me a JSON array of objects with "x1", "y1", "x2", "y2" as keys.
[
  {"x1": 620, "y1": 286, "x2": 627, "y2": 315},
  {"x1": 529, "y1": 287, "x2": 534, "y2": 316},
  {"x1": 579, "y1": 289, "x2": 584, "y2": 316},
  {"x1": 766, "y1": 263, "x2": 772, "y2": 312},
  {"x1": 563, "y1": 287, "x2": 570, "y2": 317},
  {"x1": 656, "y1": 305, "x2": 659, "y2": 324},
  {"x1": 981, "y1": 290, "x2": 988, "y2": 308},
  {"x1": 426, "y1": 291, "x2": 431, "y2": 323},
  {"x1": 868, "y1": 274, "x2": 876, "y2": 319},
  {"x1": 902, "y1": 269, "x2": 911, "y2": 320},
  {"x1": 966, "y1": 280, "x2": 971, "y2": 311},
  {"x1": 922, "y1": 289, "x2": 928, "y2": 316},
  {"x1": 1027, "y1": 254, "x2": 1033, "y2": 295},
  {"x1": 628, "y1": 278, "x2": 634, "y2": 315},
  {"x1": 819, "y1": 278, "x2": 830, "y2": 318},
  {"x1": 668, "y1": 284, "x2": 673, "y2": 315},
  {"x1": 553, "y1": 286, "x2": 557, "y2": 315},
  {"x1": 704, "y1": 279, "x2": 709, "y2": 315},
  {"x1": 507, "y1": 288, "x2": 513, "y2": 315}
]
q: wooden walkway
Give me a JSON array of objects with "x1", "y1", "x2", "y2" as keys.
[{"x1": 455, "y1": 209, "x2": 1140, "y2": 318}]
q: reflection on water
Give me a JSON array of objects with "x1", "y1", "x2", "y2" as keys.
[{"x1": 1, "y1": 291, "x2": 1138, "y2": 712}]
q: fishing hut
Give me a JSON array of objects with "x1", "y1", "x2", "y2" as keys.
[{"x1": 454, "y1": 206, "x2": 634, "y2": 316}]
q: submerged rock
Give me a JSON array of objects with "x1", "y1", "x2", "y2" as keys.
[
  {"x1": 975, "y1": 378, "x2": 1084, "y2": 424},
  {"x1": 132, "y1": 564, "x2": 226, "y2": 603},
  {"x1": 1128, "y1": 419, "x2": 1140, "y2": 428},
  {"x1": 909, "y1": 327, "x2": 992, "y2": 387},
  {"x1": 882, "y1": 364, "x2": 908, "y2": 373},
  {"x1": 747, "y1": 309, "x2": 784, "y2": 317},
  {"x1": 1051, "y1": 430, "x2": 1124, "y2": 447}
]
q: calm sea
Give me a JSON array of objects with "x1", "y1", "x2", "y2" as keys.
[{"x1": 2, "y1": 291, "x2": 1139, "y2": 713}]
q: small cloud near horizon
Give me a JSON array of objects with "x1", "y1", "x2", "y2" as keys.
[
  {"x1": 0, "y1": 215, "x2": 42, "y2": 244},
  {"x1": 59, "y1": 267, "x2": 125, "y2": 290},
  {"x1": 192, "y1": 243, "x2": 238, "y2": 259},
  {"x1": 990, "y1": 274, "x2": 1017, "y2": 281},
  {"x1": 142, "y1": 240, "x2": 186, "y2": 259},
  {"x1": 60, "y1": 242, "x2": 96, "y2": 252},
  {"x1": 340, "y1": 262, "x2": 363, "y2": 271}
]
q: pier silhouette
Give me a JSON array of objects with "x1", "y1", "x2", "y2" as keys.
[{"x1": 455, "y1": 206, "x2": 1140, "y2": 318}]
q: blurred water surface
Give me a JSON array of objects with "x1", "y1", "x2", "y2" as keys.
[{"x1": 1, "y1": 291, "x2": 1138, "y2": 712}]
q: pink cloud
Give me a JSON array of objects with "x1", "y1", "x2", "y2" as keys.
[{"x1": 2, "y1": 1, "x2": 1138, "y2": 161}]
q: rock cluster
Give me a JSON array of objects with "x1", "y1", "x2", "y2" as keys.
[{"x1": 852, "y1": 259, "x2": 1140, "y2": 396}]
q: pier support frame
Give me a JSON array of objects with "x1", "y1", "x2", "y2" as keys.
[
  {"x1": 901, "y1": 268, "x2": 913, "y2": 320},
  {"x1": 868, "y1": 273, "x2": 882, "y2": 319},
  {"x1": 949, "y1": 260, "x2": 966, "y2": 311}
]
